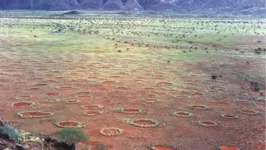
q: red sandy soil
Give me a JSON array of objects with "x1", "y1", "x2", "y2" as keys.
[
  {"x1": 152, "y1": 145, "x2": 175, "y2": 150},
  {"x1": 219, "y1": 146, "x2": 240, "y2": 150},
  {"x1": 0, "y1": 39, "x2": 265, "y2": 150}
]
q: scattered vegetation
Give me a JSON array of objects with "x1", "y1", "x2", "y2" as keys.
[{"x1": 63, "y1": 11, "x2": 82, "y2": 15}]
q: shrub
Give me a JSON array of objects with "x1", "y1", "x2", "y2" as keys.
[
  {"x1": 0, "y1": 120, "x2": 20, "y2": 141},
  {"x1": 56, "y1": 128, "x2": 88, "y2": 146}
]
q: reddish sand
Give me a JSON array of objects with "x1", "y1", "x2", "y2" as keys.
[
  {"x1": 0, "y1": 35, "x2": 265, "y2": 149},
  {"x1": 102, "y1": 81, "x2": 117, "y2": 84},
  {"x1": 152, "y1": 145, "x2": 175, "y2": 150},
  {"x1": 219, "y1": 146, "x2": 240, "y2": 150}
]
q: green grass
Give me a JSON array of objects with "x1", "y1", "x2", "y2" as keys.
[{"x1": 0, "y1": 13, "x2": 265, "y2": 58}]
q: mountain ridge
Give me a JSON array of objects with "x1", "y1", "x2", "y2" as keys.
[{"x1": 0, "y1": 0, "x2": 264, "y2": 15}]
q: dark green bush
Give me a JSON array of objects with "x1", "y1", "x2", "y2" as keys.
[
  {"x1": 56, "y1": 128, "x2": 88, "y2": 145},
  {"x1": 0, "y1": 120, "x2": 20, "y2": 141}
]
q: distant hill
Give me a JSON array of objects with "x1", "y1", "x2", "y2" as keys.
[{"x1": 0, "y1": 0, "x2": 265, "y2": 16}]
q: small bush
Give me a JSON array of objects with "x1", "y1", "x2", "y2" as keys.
[
  {"x1": 56, "y1": 128, "x2": 88, "y2": 145},
  {"x1": 0, "y1": 120, "x2": 20, "y2": 141}
]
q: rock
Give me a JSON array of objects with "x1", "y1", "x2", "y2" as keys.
[
  {"x1": 0, "y1": 120, "x2": 4, "y2": 126},
  {"x1": 44, "y1": 137, "x2": 52, "y2": 143},
  {"x1": 15, "y1": 144, "x2": 26, "y2": 150}
]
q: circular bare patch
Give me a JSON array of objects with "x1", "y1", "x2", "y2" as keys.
[
  {"x1": 171, "y1": 111, "x2": 193, "y2": 118},
  {"x1": 196, "y1": 120, "x2": 217, "y2": 127},
  {"x1": 76, "y1": 95, "x2": 93, "y2": 99},
  {"x1": 131, "y1": 119, "x2": 160, "y2": 128},
  {"x1": 29, "y1": 87, "x2": 41, "y2": 91},
  {"x1": 81, "y1": 105, "x2": 104, "y2": 110},
  {"x1": 188, "y1": 105, "x2": 210, "y2": 110},
  {"x1": 100, "y1": 127, "x2": 124, "y2": 136},
  {"x1": 47, "y1": 93, "x2": 60, "y2": 97},
  {"x1": 17, "y1": 111, "x2": 54, "y2": 118},
  {"x1": 156, "y1": 81, "x2": 174, "y2": 86},
  {"x1": 116, "y1": 108, "x2": 143, "y2": 114},
  {"x1": 221, "y1": 114, "x2": 238, "y2": 119},
  {"x1": 34, "y1": 83, "x2": 47, "y2": 87},
  {"x1": 143, "y1": 99, "x2": 160, "y2": 103},
  {"x1": 56, "y1": 86, "x2": 75, "y2": 90},
  {"x1": 192, "y1": 92, "x2": 203, "y2": 98},
  {"x1": 16, "y1": 95, "x2": 31, "y2": 100},
  {"x1": 84, "y1": 111, "x2": 102, "y2": 116},
  {"x1": 55, "y1": 121, "x2": 83, "y2": 128},
  {"x1": 239, "y1": 109, "x2": 259, "y2": 115},
  {"x1": 44, "y1": 98, "x2": 61, "y2": 103},
  {"x1": 65, "y1": 99, "x2": 80, "y2": 104},
  {"x1": 12, "y1": 101, "x2": 35, "y2": 108}
]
